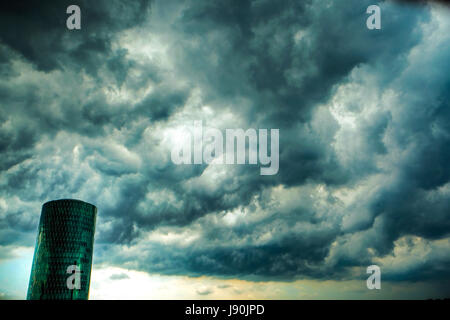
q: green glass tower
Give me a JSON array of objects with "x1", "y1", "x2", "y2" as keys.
[{"x1": 27, "y1": 199, "x2": 97, "y2": 300}]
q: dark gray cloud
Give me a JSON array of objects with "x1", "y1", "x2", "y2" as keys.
[
  {"x1": 0, "y1": 0, "x2": 449, "y2": 297},
  {"x1": 0, "y1": 1, "x2": 151, "y2": 73}
]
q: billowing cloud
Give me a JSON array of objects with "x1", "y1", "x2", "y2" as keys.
[{"x1": 0, "y1": 0, "x2": 449, "y2": 299}]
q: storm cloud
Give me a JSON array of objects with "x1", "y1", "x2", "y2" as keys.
[{"x1": 0, "y1": 0, "x2": 449, "y2": 298}]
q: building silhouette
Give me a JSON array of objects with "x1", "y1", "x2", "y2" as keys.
[{"x1": 27, "y1": 199, "x2": 97, "y2": 300}]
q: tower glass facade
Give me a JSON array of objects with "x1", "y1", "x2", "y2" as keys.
[{"x1": 27, "y1": 199, "x2": 97, "y2": 300}]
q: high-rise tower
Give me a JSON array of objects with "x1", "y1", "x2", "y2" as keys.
[{"x1": 27, "y1": 199, "x2": 97, "y2": 300}]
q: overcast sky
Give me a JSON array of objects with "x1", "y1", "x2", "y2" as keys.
[{"x1": 0, "y1": 0, "x2": 449, "y2": 299}]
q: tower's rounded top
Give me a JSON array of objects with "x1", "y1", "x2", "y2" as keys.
[{"x1": 43, "y1": 199, "x2": 97, "y2": 210}]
